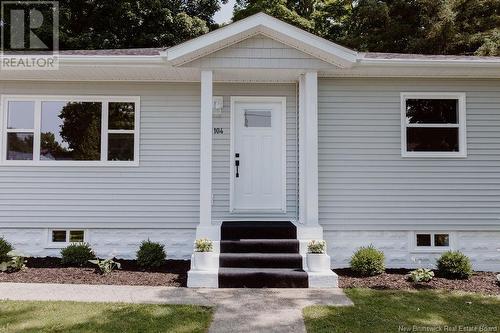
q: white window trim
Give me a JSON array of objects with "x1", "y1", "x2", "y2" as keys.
[
  {"x1": 410, "y1": 231, "x2": 454, "y2": 253},
  {"x1": 401, "y1": 92, "x2": 467, "y2": 158},
  {"x1": 45, "y1": 228, "x2": 89, "y2": 249},
  {"x1": 0, "y1": 95, "x2": 140, "y2": 166}
]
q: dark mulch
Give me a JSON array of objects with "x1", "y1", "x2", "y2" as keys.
[
  {"x1": 0, "y1": 257, "x2": 190, "y2": 287},
  {"x1": 336, "y1": 268, "x2": 500, "y2": 295}
]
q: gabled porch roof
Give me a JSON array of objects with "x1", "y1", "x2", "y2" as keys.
[{"x1": 164, "y1": 13, "x2": 358, "y2": 68}]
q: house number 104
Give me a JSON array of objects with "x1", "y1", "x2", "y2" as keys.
[{"x1": 213, "y1": 128, "x2": 224, "y2": 134}]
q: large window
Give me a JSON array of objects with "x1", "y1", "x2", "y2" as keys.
[
  {"x1": 2, "y1": 96, "x2": 140, "y2": 165},
  {"x1": 401, "y1": 93, "x2": 466, "y2": 157}
]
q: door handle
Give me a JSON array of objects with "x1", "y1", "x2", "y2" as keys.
[{"x1": 235, "y1": 153, "x2": 240, "y2": 178}]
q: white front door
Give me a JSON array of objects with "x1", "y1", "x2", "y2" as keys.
[{"x1": 231, "y1": 97, "x2": 286, "y2": 212}]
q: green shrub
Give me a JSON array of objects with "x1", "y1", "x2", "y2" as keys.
[
  {"x1": 409, "y1": 268, "x2": 434, "y2": 282},
  {"x1": 350, "y1": 245, "x2": 385, "y2": 276},
  {"x1": 61, "y1": 243, "x2": 95, "y2": 267},
  {"x1": 0, "y1": 237, "x2": 13, "y2": 263},
  {"x1": 437, "y1": 251, "x2": 473, "y2": 279},
  {"x1": 136, "y1": 240, "x2": 166, "y2": 269}
]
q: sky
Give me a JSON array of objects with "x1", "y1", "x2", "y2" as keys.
[{"x1": 214, "y1": 0, "x2": 236, "y2": 24}]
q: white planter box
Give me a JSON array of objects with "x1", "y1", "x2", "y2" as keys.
[
  {"x1": 307, "y1": 253, "x2": 331, "y2": 272},
  {"x1": 193, "y1": 252, "x2": 217, "y2": 271}
]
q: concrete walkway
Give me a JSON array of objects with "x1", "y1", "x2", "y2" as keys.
[{"x1": 0, "y1": 283, "x2": 352, "y2": 333}]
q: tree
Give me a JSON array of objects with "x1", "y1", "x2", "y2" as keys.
[
  {"x1": 59, "y1": 102, "x2": 101, "y2": 160},
  {"x1": 414, "y1": 0, "x2": 500, "y2": 55},
  {"x1": 40, "y1": 0, "x2": 227, "y2": 50},
  {"x1": 233, "y1": 0, "x2": 316, "y2": 31},
  {"x1": 233, "y1": 0, "x2": 500, "y2": 55}
]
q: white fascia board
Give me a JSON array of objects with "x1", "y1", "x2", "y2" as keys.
[
  {"x1": 357, "y1": 57, "x2": 500, "y2": 68},
  {"x1": 164, "y1": 13, "x2": 358, "y2": 68},
  {"x1": 57, "y1": 55, "x2": 167, "y2": 67}
]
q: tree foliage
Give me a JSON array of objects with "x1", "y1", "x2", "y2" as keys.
[
  {"x1": 19, "y1": 0, "x2": 498, "y2": 55},
  {"x1": 233, "y1": 0, "x2": 500, "y2": 55},
  {"x1": 47, "y1": 0, "x2": 227, "y2": 50}
]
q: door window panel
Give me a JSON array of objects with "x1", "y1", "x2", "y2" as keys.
[{"x1": 244, "y1": 110, "x2": 271, "y2": 128}]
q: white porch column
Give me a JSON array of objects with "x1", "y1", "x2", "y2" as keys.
[
  {"x1": 199, "y1": 70, "x2": 213, "y2": 230},
  {"x1": 298, "y1": 71, "x2": 321, "y2": 235}
]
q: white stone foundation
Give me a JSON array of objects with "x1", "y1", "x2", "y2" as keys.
[
  {"x1": 324, "y1": 230, "x2": 500, "y2": 272},
  {"x1": 0, "y1": 228, "x2": 196, "y2": 260},
  {"x1": 1, "y1": 228, "x2": 498, "y2": 273}
]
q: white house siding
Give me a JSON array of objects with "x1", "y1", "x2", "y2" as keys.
[
  {"x1": 184, "y1": 35, "x2": 332, "y2": 69},
  {"x1": 319, "y1": 78, "x2": 500, "y2": 271},
  {"x1": 0, "y1": 81, "x2": 201, "y2": 258},
  {"x1": 212, "y1": 83, "x2": 298, "y2": 221}
]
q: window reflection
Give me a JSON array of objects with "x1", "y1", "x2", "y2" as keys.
[
  {"x1": 416, "y1": 234, "x2": 431, "y2": 247},
  {"x1": 7, "y1": 133, "x2": 33, "y2": 160},
  {"x1": 406, "y1": 99, "x2": 458, "y2": 124},
  {"x1": 434, "y1": 234, "x2": 449, "y2": 247},
  {"x1": 108, "y1": 133, "x2": 134, "y2": 161},
  {"x1": 109, "y1": 102, "x2": 135, "y2": 130},
  {"x1": 7, "y1": 101, "x2": 35, "y2": 129},
  {"x1": 407, "y1": 128, "x2": 459, "y2": 152},
  {"x1": 41, "y1": 101, "x2": 102, "y2": 160}
]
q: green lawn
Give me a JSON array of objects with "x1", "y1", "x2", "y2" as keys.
[
  {"x1": 0, "y1": 300, "x2": 213, "y2": 333},
  {"x1": 304, "y1": 288, "x2": 500, "y2": 333}
]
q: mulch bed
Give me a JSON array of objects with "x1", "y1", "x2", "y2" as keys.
[
  {"x1": 0, "y1": 257, "x2": 190, "y2": 287},
  {"x1": 336, "y1": 268, "x2": 500, "y2": 295}
]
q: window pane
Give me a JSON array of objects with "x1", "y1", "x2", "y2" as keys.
[
  {"x1": 41, "y1": 101, "x2": 102, "y2": 160},
  {"x1": 7, "y1": 132, "x2": 33, "y2": 160},
  {"x1": 109, "y1": 102, "x2": 135, "y2": 130},
  {"x1": 69, "y1": 230, "x2": 84, "y2": 243},
  {"x1": 407, "y1": 128, "x2": 459, "y2": 152},
  {"x1": 406, "y1": 99, "x2": 458, "y2": 124},
  {"x1": 416, "y1": 234, "x2": 431, "y2": 247},
  {"x1": 245, "y1": 110, "x2": 271, "y2": 128},
  {"x1": 434, "y1": 234, "x2": 449, "y2": 247},
  {"x1": 7, "y1": 101, "x2": 35, "y2": 129},
  {"x1": 108, "y1": 133, "x2": 134, "y2": 161},
  {"x1": 52, "y1": 230, "x2": 66, "y2": 242}
]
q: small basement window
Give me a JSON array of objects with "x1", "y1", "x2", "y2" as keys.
[
  {"x1": 49, "y1": 229, "x2": 86, "y2": 246},
  {"x1": 401, "y1": 93, "x2": 466, "y2": 157},
  {"x1": 415, "y1": 232, "x2": 450, "y2": 250}
]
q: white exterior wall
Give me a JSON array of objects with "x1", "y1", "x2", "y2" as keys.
[
  {"x1": 319, "y1": 78, "x2": 500, "y2": 271},
  {"x1": 318, "y1": 78, "x2": 500, "y2": 231},
  {"x1": 0, "y1": 81, "x2": 299, "y2": 258},
  {"x1": 0, "y1": 81, "x2": 201, "y2": 258}
]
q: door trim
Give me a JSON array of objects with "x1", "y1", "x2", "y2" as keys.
[{"x1": 229, "y1": 96, "x2": 287, "y2": 213}]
